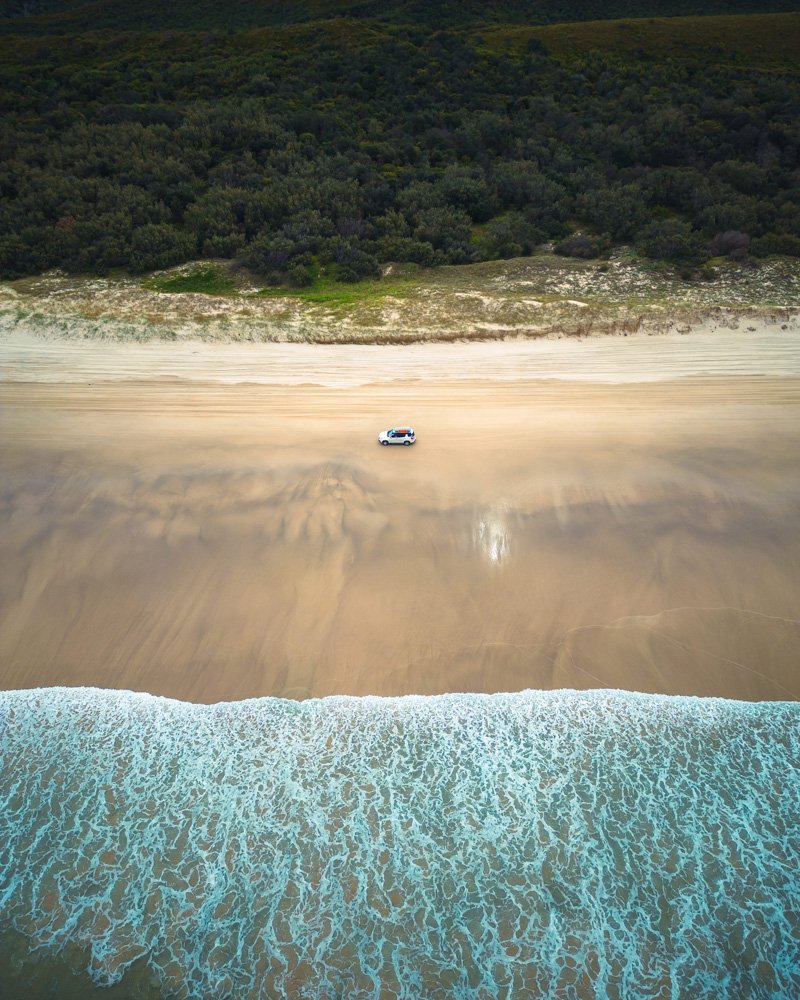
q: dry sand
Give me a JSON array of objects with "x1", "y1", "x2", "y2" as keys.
[{"x1": 1, "y1": 332, "x2": 799, "y2": 702}]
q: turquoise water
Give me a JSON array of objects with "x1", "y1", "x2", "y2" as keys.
[{"x1": 0, "y1": 687, "x2": 798, "y2": 998}]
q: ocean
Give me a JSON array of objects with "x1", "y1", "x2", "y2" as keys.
[{"x1": 0, "y1": 687, "x2": 798, "y2": 998}]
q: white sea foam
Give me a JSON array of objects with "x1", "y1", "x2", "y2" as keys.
[{"x1": 0, "y1": 686, "x2": 798, "y2": 997}]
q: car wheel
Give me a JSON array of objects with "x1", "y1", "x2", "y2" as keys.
[
  {"x1": 404, "y1": 440, "x2": 411, "y2": 446},
  {"x1": 381, "y1": 440, "x2": 389, "y2": 446}
]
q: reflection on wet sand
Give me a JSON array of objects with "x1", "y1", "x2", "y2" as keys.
[{"x1": 1, "y1": 378, "x2": 798, "y2": 701}]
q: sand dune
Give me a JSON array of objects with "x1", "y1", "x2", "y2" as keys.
[{"x1": 2, "y1": 355, "x2": 798, "y2": 701}]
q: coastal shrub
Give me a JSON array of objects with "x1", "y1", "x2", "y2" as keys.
[
  {"x1": 476, "y1": 213, "x2": 544, "y2": 259},
  {"x1": 414, "y1": 207, "x2": 474, "y2": 253},
  {"x1": 129, "y1": 225, "x2": 195, "y2": 274},
  {"x1": 635, "y1": 219, "x2": 706, "y2": 266},
  {"x1": 577, "y1": 185, "x2": 651, "y2": 242},
  {"x1": 707, "y1": 230, "x2": 750, "y2": 260},
  {"x1": 330, "y1": 243, "x2": 381, "y2": 282},
  {"x1": 372, "y1": 236, "x2": 438, "y2": 266},
  {"x1": 243, "y1": 236, "x2": 295, "y2": 274},
  {"x1": 287, "y1": 263, "x2": 315, "y2": 287},
  {"x1": 751, "y1": 233, "x2": 800, "y2": 258},
  {"x1": 439, "y1": 164, "x2": 497, "y2": 222},
  {"x1": 555, "y1": 233, "x2": 610, "y2": 259}
]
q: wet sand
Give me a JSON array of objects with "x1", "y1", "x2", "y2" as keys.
[{"x1": 2, "y1": 345, "x2": 799, "y2": 700}]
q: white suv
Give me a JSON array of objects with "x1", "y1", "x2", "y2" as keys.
[{"x1": 378, "y1": 426, "x2": 416, "y2": 446}]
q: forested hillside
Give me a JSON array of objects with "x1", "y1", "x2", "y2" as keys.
[
  {"x1": 1, "y1": 0, "x2": 794, "y2": 34},
  {"x1": 0, "y1": 7, "x2": 798, "y2": 282}
]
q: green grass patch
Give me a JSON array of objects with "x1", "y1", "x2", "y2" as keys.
[
  {"x1": 257, "y1": 271, "x2": 414, "y2": 306},
  {"x1": 148, "y1": 266, "x2": 238, "y2": 295}
]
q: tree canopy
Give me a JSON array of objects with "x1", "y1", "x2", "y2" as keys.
[{"x1": 0, "y1": 9, "x2": 797, "y2": 281}]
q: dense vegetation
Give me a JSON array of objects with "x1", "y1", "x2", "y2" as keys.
[
  {"x1": 0, "y1": 6, "x2": 798, "y2": 283},
  {"x1": 3, "y1": 0, "x2": 795, "y2": 35}
]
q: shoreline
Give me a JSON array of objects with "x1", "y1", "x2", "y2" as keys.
[{"x1": 2, "y1": 683, "x2": 797, "y2": 707}]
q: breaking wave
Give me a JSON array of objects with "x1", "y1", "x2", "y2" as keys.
[{"x1": 0, "y1": 687, "x2": 798, "y2": 998}]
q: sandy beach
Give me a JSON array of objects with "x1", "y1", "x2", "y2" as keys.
[{"x1": 1, "y1": 332, "x2": 799, "y2": 702}]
